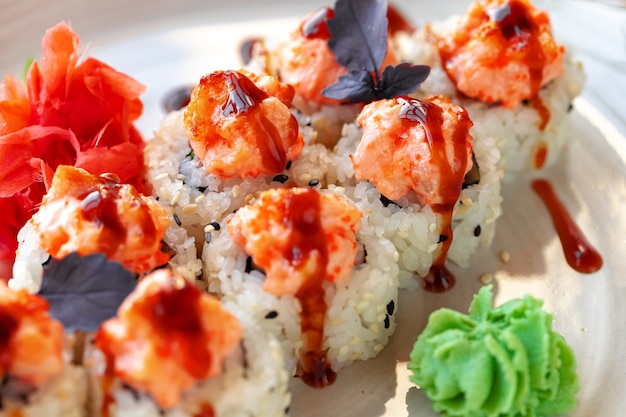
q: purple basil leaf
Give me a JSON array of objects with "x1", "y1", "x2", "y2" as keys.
[
  {"x1": 38, "y1": 252, "x2": 136, "y2": 332},
  {"x1": 327, "y1": 0, "x2": 388, "y2": 73},
  {"x1": 379, "y1": 64, "x2": 431, "y2": 99},
  {"x1": 323, "y1": 69, "x2": 377, "y2": 103}
]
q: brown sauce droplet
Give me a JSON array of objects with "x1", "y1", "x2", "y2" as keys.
[
  {"x1": 221, "y1": 71, "x2": 267, "y2": 117},
  {"x1": 398, "y1": 98, "x2": 472, "y2": 292},
  {"x1": 421, "y1": 264, "x2": 456, "y2": 293},
  {"x1": 529, "y1": 95, "x2": 550, "y2": 131},
  {"x1": 283, "y1": 189, "x2": 336, "y2": 387},
  {"x1": 194, "y1": 402, "x2": 216, "y2": 417},
  {"x1": 532, "y1": 179, "x2": 603, "y2": 273},
  {"x1": 533, "y1": 140, "x2": 548, "y2": 169}
]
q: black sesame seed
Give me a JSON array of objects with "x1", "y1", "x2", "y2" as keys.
[
  {"x1": 380, "y1": 194, "x2": 396, "y2": 207},
  {"x1": 273, "y1": 174, "x2": 289, "y2": 184},
  {"x1": 173, "y1": 213, "x2": 182, "y2": 226},
  {"x1": 567, "y1": 103, "x2": 574, "y2": 113},
  {"x1": 245, "y1": 256, "x2": 253, "y2": 273},
  {"x1": 241, "y1": 341, "x2": 249, "y2": 372},
  {"x1": 308, "y1": 178, "x2": 320, "y2": 187},
  {"x1": 285, "y1": 160, "x2": 293, "y2": 170},
  {"x1": 438, "y1": 234, "x2": 448, "y2": 243},
  {"x1": 386, "y1": 300, "x2": 395, "y2": 316},
  {"x1": 474, "y1": 225, "x2": 482, "y2": 237},
  {"x1": 265, "y1": 310, "x2": 279, "y2": 319},
  {"x1": 284, "y1": 406, "x2": 290, "y2": 415},
  {"x1": 197, "y1": 186, "x2": 208, "y2": 193},
  {"x1": 522, "y1": 99, "x2": 530, "y2": 106},
  {"x1": 205, "y1": 232, "x2": 212, "y2": 244},
  {"x1": 383, "y1": 315, "x2": 390, "y2": 329},
  {"x1": 210, "y1": 221, "x2": 221, "y2": 231}
]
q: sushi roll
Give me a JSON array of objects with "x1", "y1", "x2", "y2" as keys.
[
  {"x1": 0, "y1": 281, "x2": 88, "y2": 417},
  {"x1": 322, "y1": 94, "x2": 502, "y2": 289},
  {"x1": 86, "y1": 268, "x2": 290, "y2": 417},
  {"x1": 145, "y1": 70, "x2": 306, "y2": 251},
  {"x1": 9, "y1": 165, "x2": 177, "y2": 293},
  {"x1": 203, "y1": 186, "x2": 400, "y2": 384},
  {"x1": 395, "y1": 0, "x2": 585, "y2": 180}
]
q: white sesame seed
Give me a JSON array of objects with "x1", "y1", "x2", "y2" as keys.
[
  {"x1": 170, "y1": 190, "x2": 182, "y2": 205},
  {"x1": 500, "y1": 251, "x2": 511, "y2": 264},
  {"x1": 182, "y1": 204, "x2": 198, "y2": 214},
  {"x1": 480, "y1": 273, "x2": 494, "y2": 284}
]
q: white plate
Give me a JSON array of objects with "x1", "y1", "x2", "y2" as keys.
[{"x1": 1, "y1": 0, "x2": 625, "y2": 416}]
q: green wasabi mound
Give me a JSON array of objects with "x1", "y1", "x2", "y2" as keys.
[{"x1": 408, "y1": 285, "x2": 579, "y2": 417}]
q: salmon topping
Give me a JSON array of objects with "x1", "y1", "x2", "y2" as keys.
[
  {"x1": 228, "y1": 187, "x2": 362, "y2": 296},
  {"x1": 31, "y1": 165, "x2": 170, "y2": 273},
  {"x1": 183, "y1": 70, "x2": 303, "y2": 179},
  {"x1": 95, "y1": 269, "x2": 242, "y2": 409},
  {"x1": 0, "y1": 281, "x2": 64, "y2": 385},
  {"x1": 436, "y1": 0, "x2": 565, "y2": 108},
  {"x1": 351, "y1": 95, "x2": 473, "y2": 206}
]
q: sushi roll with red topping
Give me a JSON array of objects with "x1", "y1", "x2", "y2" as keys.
[
  {"x1": 0, "y1": 282, "x2": 88, "y2": 417},
  {"x1": 10, "y1": 166, "x2": 174, "y2": 292},
  {"x1": 86, "y1": 269, "x2": 290, "y2": 417},
  {"x1": 395, "y1": 0, "x2": 585, "y2": 180},
  {"x1": 203, "y1": 187, "x2": 400, "y2": 384}
]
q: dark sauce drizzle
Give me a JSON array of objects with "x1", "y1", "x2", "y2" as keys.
[
  {"x1": 492, "y1": 0, "x2": 551, "y2": 130},
  {"x1": 79, "y1": 173, "x2": 159, "y2": 257},
  {"x1": 284, "y1": 189, "x2": 336, "y2": 388},
  {"x1": 532, "y1": 179, "x2": 603, "y2": 273},
  {"x1": 398, "y1": 97, "x2": 472, "y2": 292}
]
